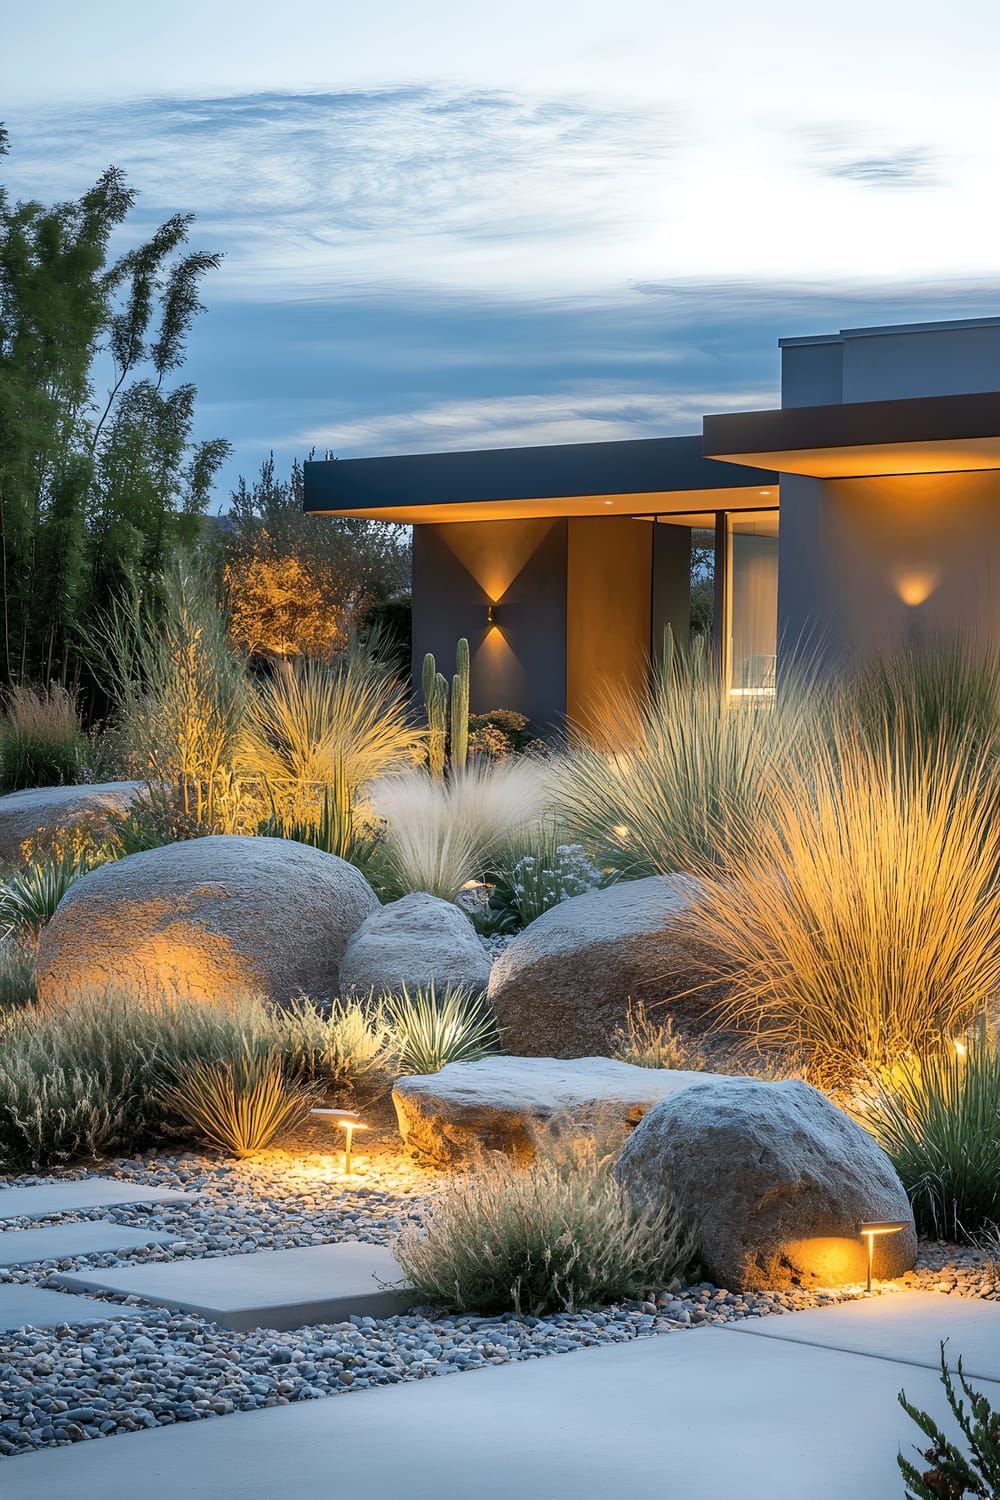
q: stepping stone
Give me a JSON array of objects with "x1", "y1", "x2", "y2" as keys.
[
  {"x1": 56, "y1": 1241, "x2": 412, "y2": 1331},
  {"x1": 0, "y1": 1221, "x2": 183, "y2": 1268},
  {"x1": 0, "y1": 1178, "x2": 194, "y2": 1220},
  {"x1": 0, "y1": 1285, "x2": 141, "y2": 1333},
  {"x1": 729, "y1": 1288, "x2": 1000, "y2": 1384}
]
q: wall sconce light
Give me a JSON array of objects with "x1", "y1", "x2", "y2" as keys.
[
  {"x1": 311, "y1": 1108, "x2": 369, "y2": 1174},
  {"x1": 486, "y1": 602, "x2": 496, "y2": 626},
  {"x1": 859, "y1": 1220, "x2": 909, "y2": 1292}
]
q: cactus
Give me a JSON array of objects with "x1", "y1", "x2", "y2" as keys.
[{"x1": 450, "y1": 637, "x2": 470, "y2": 774}]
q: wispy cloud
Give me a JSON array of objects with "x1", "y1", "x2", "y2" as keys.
[{"x1": 802, "y1": 127, "x2": 941, "y2": 189}]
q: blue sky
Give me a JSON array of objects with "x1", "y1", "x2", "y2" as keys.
[{"x1": 4, "y1": 0, "x2": 1000, "y2": 505}]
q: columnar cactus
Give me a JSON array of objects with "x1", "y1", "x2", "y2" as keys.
[{"x1": 450, "y1": 637, "x2": 470, "y2": 774}]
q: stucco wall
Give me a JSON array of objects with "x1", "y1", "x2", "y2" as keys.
[
  {"x1": 778, "y1": 469, "x2": 1000, "y2": 673},
  {"x1": 410, "y1": 518, "x2": 568, "y2": 732}
]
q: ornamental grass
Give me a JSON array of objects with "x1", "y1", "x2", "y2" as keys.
[{"x1": 394, "y1": 1126, "x2": 694, "y2": 1316}]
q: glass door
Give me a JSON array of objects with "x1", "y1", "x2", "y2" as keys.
[{"x1": 726, "y1": 511, "x2": 779, "y2": 697}]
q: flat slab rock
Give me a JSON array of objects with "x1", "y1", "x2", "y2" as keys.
[
  {"x1": 392, "y1": 1056, "x2": 725, "y2": 1164},
  {"x1": 0, "y1": 1178, "x2": 195, "y2": 1220},
  {"x1": 0, "y1": 1222, "x2": 183, "y2": 1267},
  {"x1": 55, "y1": 1241, "x2": 411, "y2": 1332},
  {"x1": 0, "y1": 1286, "x2": 142, "y2": 1333}
]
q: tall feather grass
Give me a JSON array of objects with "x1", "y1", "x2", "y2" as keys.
[
  {"x1": 0, "y1": 684, "x2": 86, "y2": 794},
  {"x1": 679, "y1": 725, "x2": 1000, "y2": 1087},
  {"x1": 557, "y1": 650, "x2": 818, "y2": 876},
  {"x1": 373, "y1": 759, "x2": 552, "y2": 901},
  {"x1": 857, "y1": 1023, "x2": 1000, "y2": 1239},
  {"x1": 394, "y1": 1125, "x2": 695, "y2": 1315}
]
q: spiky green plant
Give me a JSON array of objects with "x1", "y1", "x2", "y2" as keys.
[
  {"x1": 259, "y1": 762, "x2": 383, "y2": 876},
  {"x1": 857, "y1": 1023, "x2": 1000, "y2": 1239},
  {"x1": 160, "y1": 1046, "x2": 318, "y2": 1156},
  {"x1": 385, "y1": 983, "x2": 501, "y2": 1075},
  {"x1": 0, "y1": 846, "x2": 111, "y2": 941},
  {"x1": 239, "y1": 654, "x2": 419, "y2": 813},
  {"x1": 898, "y1": 1344, "x2": 1000, "y2": 1499},
  {"x1": 422, "y1": 653, "x2": 449, "y2": 781},
  {"x1": 394, "y1": 1125, "x2": 695, "y2": 1314},
  {"x1": 557, "y1": 644, "x2": 815, "y2": 876}
]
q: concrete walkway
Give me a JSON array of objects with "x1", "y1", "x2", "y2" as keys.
[{"x1": 2, "y1": 1291, "x2": 995, "y2": 1500}]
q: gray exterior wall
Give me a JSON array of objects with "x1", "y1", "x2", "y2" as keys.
[
  {"x1": 411, "y1": 519, "x2": 568, "y2": 731},
  {"x1": 781, "y1": 317, "x2": 1000, "y2": 408},
  {"x1": 778, "y1": 470, "x2": 1000, "y2": 673}
]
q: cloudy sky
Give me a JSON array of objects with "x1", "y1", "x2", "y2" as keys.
[{"x1": 4, "y1": 0, "x2": 1000, "y2": 503}]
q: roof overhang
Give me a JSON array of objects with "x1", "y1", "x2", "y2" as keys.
[
  {"x1": 703, "y1": 391, "x2": 1000, "y2": 479},
  {"x1": 304, "y1": 435, "x2": 777, "y2": 522}
]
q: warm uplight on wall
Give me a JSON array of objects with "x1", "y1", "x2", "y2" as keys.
[
  {"x1": 893, "y1": 569, "x2": 939, "y2": 607},
  {"x1": 311, "y1": 1108, "x2": 369, "y2": 1174},
  {"x1": 859, "y1": 1220, "x2": 909, "y2": 1292}
]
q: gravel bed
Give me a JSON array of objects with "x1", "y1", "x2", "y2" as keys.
[{"x1": 0, "y1": 1135, "x2": 994, "y2": 1459}]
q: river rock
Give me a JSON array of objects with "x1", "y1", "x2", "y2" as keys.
[
  {"x1": 339, "y1": 892, "x2": 490, "y2": 998},
  {"x1": 487, "y1": 876, "x2": 714, "y2": 1056},
  {"x1": 0, "y1": 782, "x2": 148, "y2": 867},
  {"x1": 614, "y1": 1076, "x2": 917, "y2": 1290},
  {"x1": 35, "y1": 835, "x2": 378, "y2": 1007},
  {"x1": 392, "y1": 1055, "x2": 721, "y2": 1165}
]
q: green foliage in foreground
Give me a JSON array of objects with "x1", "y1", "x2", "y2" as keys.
[
  {"x1": 395, "y1": 1128, "x2": 695, "y2": 1315},
  {"x1": 384, "y1": 983, "x2": 501, "y2": 1075},
  {"x1": 859, "y1": 1023, "x2": 1000, "y2": 1240},
  {"x1": 0, "y1": 687, "x2": 86, "y2": 793},
  {"x1": 898, "y1": 1343, "x2": 1000, "y2": 1498},
  {"x1": 161, "y1": 1047, "x2": 318, "y2": 1156},
  {"x1": 0, "y1": 992, "x2": 391, "y2": 1170},
  {"x1": 0, "y1": 945, "x2": 37, "y2": 1010}
]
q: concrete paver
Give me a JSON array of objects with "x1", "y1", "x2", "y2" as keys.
[
  {"x1": 55, "y1": 1241, "x2": 410, "y2": 1330},
  {"x1": 0, "y1": 1222, "x2": 183, "y2": 1267},
  {"x1": 0, "y1": 1179, "x2": 194, "y2": 1219},
  {"x1": 0, "y1": 1286, "x2": 142, "y2": 1333},
  {"x1": 1, "y1": 1319, "x2": 990, "y2": 1500},
  {"x1": 730, "y1": 1289, "x2": 1000, "y2": 1382}
]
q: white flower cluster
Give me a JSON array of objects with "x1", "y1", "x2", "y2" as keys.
[{"x1": 511, "y1": 843, "x2": 607, "y2": 923}]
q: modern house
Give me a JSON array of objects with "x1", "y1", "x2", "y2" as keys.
[{"x1": 304, "y1": 315, "x2": 1000, "y2": 737}]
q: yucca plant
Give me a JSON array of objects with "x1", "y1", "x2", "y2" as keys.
[
  {"x1": 160, "y1": 1045, "x2": 319, "y2": 1157},
  {"x1": 385, "y1": 983, "x2": 501, "y2": 1074},
  {"x1": 678, "y1": 723, "x2": 1000, "y2": 1088},
  {"x1": 394, "y1": 1125, "x2": 695, "y2": 1314},
  {"x1": 858, "y1": 1022, "x2": 1000, "y2": 1239},
  {"x1": 0, "y1": 846, "x2": 110, "y2": 941}
]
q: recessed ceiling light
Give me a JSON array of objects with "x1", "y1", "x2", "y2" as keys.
[
  {"x1": 604, "y1": 500, "x2": 613, "y2": 506},
  {"x1": 760, "y1": 490, "x2": 771, "y2": 496}
]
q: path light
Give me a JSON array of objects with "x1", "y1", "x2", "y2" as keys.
[
  {"x1": 311, "y1": 1108, "x2": 369, "y2": 1174},
  {"x1": 859, "y1": 1220, "x2": 909, "y2": 1293},
  {"x1": 953, "y1": 1038, "x2": 967, "y2": 1058}
]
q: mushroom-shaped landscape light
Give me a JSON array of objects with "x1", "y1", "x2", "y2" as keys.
[
  {"x1": 310, "y1": 1108, "x2": 369, "y2": 1174},
  {"x1": 859, "y1": 1220, "x2": 910, "y2": 1293}
]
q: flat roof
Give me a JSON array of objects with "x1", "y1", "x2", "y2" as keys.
[
  {"x1": 703, "y1": 390, "x2": 1000, "y2": 479},
  {"x1": 304, "y1": 435, "x2": 778, "y2": 522},
  {"x1": 779, "y1": 315, "x2": 1000, "y2": 348}
]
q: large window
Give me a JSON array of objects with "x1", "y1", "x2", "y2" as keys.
[{"x1": 650, "y1": 508, "x2": 779, "y2": 693}]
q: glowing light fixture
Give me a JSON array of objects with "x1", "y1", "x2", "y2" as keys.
[
  {"x1": 859, "y1": 1220, "x2": 909, "y2": 1292},
  {"x1": 486, "y1": 602, "x2": 496, "y2": 626},
  {"x1": 953, "y1": 1038, "x2": 967, "y2": 1058},
  {"x1": 311, "y1": 1108, "x2": 369, "y2": 1174},
  {"x1": 612, "y1": 825, "x2": 630, "y2": 839}
]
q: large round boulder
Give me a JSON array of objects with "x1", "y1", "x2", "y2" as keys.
[
  {"x1": 0, "y1": 782, "x2": 148, "y2": 867},
  {"x1": 486, "y1": 875, "x2": 713, "y2": 1057},
  {"x1": 393, "y1": 1055, "x2": 724, "y2": 1165},
  {"x1": 339, "y1": 891, "x2": 490, "y2": 998},
  {"x1": 35, "y1": 835, "x2": 379, "y2": 1007},
  {"x1": 614, "y1": 1076, "x2": 916, "y2": 1291}
]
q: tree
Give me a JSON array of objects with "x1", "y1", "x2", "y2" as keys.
[
  {"x1": 0, "y1": 128, "x2": 229, "y2": 692},
  {"x1": 222, "y1": 453, "x2": 410, "y2": 661}
]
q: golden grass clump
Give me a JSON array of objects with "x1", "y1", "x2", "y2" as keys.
[
  {"x1": 160, "y1": 1046, "x2": 318, "y2": 1157},
  {"x1": 680, "y1": 725, "x2": 1000, "y2": 1088}
]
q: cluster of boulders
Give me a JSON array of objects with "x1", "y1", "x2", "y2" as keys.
[{"x1": 7, "y1": 785, "x2": 919, "y2": 1297}]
